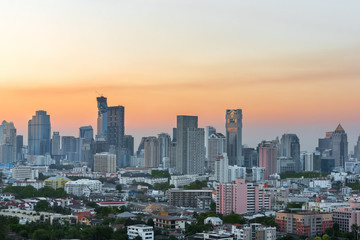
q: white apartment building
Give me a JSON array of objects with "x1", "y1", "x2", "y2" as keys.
[
  {"x1": 13, "y1": 180, "x2": 44, "y2": 190},
  {"x1": 65, "y1": 179, "x2": 102, "y2": 197},
  {"x1": 169, "y1": 174, "x2": 208, "y2": 188},
  {"x1": 228, "y1": 165, "x2": 246, "y2": 182},
  {"x1": 215, "y1": 153, "x2": 229, "y2": 183},
  {"x1": 127, "y1": 224, "x2": 154, "y2": 240},
  {"x1": 11, "y1": 166, "x2": 39, "y2": 180},
  {"x1": 252, "y1": 167, "x2": 265, "y2": 182}
]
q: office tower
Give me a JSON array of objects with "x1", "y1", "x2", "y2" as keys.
[
  {"x1": 107, "y1": 106, "x2": 125, "y2": 149},
  {"x1": 317, "y1": 132, "x2": 333, "y2": 154},
  {"x1": 243, "y1": 147, "x2": 258, "y2": 168},
  {"x1": 187, "y1": 127, "x2": 205, "y2": 174},
  {"x1": 79, "y1": 126, "x2": 94, "y2": 140},
  {"x1": 258, "y1": 140, "x2": 279, "y2": 179},
  {"x1": 277, "y1": 156, "x2": 295, "y2": 174},
  {"x1": 158, "y1": 133, "x2": 171, "y2": 162},
  {"x1": 172, "y1": 128, "x2": 177, "y2": 142},
  {"x1": 136, "y1": 137, "x2": 147, "y2": 158},
  {"x1": 207, "y1": 133, "x2": 226, "y2": 172},
  {"x1": 331, "y1": 124, "x2": 348, "y2": 167},
  {"x1": 96, "y1": 96, "x2": 108, "y2": 137},
  {"x1": 175, "y1": 115, "x2": 198, "y2": 174},
  {"x1": 215, "y1": 153, "x2": 229, "y2": 183},
  {"x1": 144, "y1": 137, "x2": 160, "y2": 167},
  {"x1": 169, "y1": 142, "x2": 177, "y2": 168},
  {"x1": 16, "y1": 135, "x2": 23, "y2": 161},
  {"x1": 28, "y1": 110, "x2": 51, "y2": 155},
  {"x1": 313, "y1": 151, "x2": 321, "y2": 171},
  {"x1": 94, "y1": 152, "x2": 117, "y2": 173},
  {"x1": 304, "y1": 152, "x2": 314, "y2": 172},
  {"x1": 280, "y1": 134, "x2": 300, "y2": 172},
  {"x1": 51, "y1": 132, "x2": 61, "y2": 156},
  {"x1": 0, "y1": 121, "x2": 17, "y2": 163},
  {"x1": 226, "y1": 109, "x2": 244, "y2": 166},
  {"x1": 61, "y1": 136, "x2": 76, "y2": 155},
  {"x1": 205, "y1": 126, "x2": 216, "y2": 160},
  {"x1": 355, "y1": 136, "x2": 360, "y2": 160},
  {"x1": 124, "y1": 135, "x2": 134, "y2": 156}
]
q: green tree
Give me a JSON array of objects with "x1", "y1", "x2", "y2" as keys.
[
  {"x1": 223, "y1": 213, "x2": 245, "y2": 224},
  {"x1": 169, "y1": 235, "x2": 178, "y2": 240},
  {"x1": 147, "y1": 218, "x2": 154, "y2": 226},
  {"x1": 210, "y1": 202, "x2": 216, "y2": 212},
  {"x1": 32, "y1": 229, "x2": 50, "y2": 240},
  {"x1": 322, "y1": 234, "x2": 330, "y2": 240},
  {"x1": 35, "y1": 200, "x2": 49, "y2": 212},
  {"x1": 116, "y1": 184, "x2": 122, "y2": 193}
]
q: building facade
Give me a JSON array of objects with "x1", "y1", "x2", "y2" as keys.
[
  {"x1": 28, "y1": 110, "x2": 51, "y2": 155},
  {"x1": 226, "y1": 109, "x2": 243, "y2": 166},
  {"x1": 94, "y1": 152, "x2": 117, "y2": 173}
]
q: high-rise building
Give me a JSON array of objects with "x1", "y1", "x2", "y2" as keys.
[
  {"x1": 258, "y1": 140, "x2": 279, "y2": 179},
  {"x1": 144, "y1": 137, "x2": 160, "y2": 168},
  {"x1": 205, "y1": 126, "x2": 216, "y2": 160},
  {"x1": 94, "y1": 152, "x2": 117, "y2": 173},
  {"x1": 0, "y1": 121, "x2": 17, "y2": 163},
  {"x1": 355, "y1": 136, "x2": 360, "y2": 161},
  {"x1": 187, "y1": 127, "x2": 205, "y2": 174},
  {"x1": 207, "y1": 133, "x2": 226, "y2": 172},
  {"x1": 51, "y1": 132, "x2": 61, "y2": 156},
  {"x1": 243, "y1": 147, "x2": 258, "y2": 168},
  {"x1": 79, "y1": 126, "x2": 94, "y2": 140},
  {"x1": 172, "y1": 128, "x2": 177, "y2": 142},
  {"x1": 216, "y1": 179, "x2": 271, "y2": 216},
  {"x1": 158, "y1": 133, "x2": 171, "y2": 162},
  {"x1": 96, "y1": 96, "x2": 108, "y2": 137},
  {"x1": 215, "y1": 153, "x2": 229, "y2": 183},
  {"x1": 16, "y1": 135, "x2": 23, "y2": 161},
  {"x1": 28, "y1": 111, "x2": 51, "y2": 156},
  {"x1": 124, "y1": 135, "x2": 134, "y2": 156},
  {"x1": 107, "y1": 106, "x2": 125, "y2": 149},
  {"x1": 169, "y1": 142, "x2": 177, "y2": 168},
  {"x1": 280, "y1": 134, "x2": 300, "y2": 172},
  {"x1": 331, "y1": 124, "x2": 348, "y2": 167},
  {"x1": 317, "y1": 132, "x2": 333, "y2": 154},
  {"x1": 175, "y1": 115, "x2": 198, "y2": 174},
  {"x1": 303, "y1": 152, "x2": 314, "y2": 172},
  {"x1": 226, "y1": 109, "x2": 244, "y2": 166},
  {"x1": 61, "y1": 136, "x2": 77, "y2": 156}
]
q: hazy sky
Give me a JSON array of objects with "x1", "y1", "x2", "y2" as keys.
[{"x1": 1, "y1": 1, "x2": 360, "y2": 151}]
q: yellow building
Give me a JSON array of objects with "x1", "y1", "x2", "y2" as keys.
[{"x1": 44, "y1": 176, "x2": 71, "y2": 189}]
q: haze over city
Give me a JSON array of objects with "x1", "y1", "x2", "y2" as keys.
[{"x1": 1, "y1": 0, "x2": 360, "y2": 150}]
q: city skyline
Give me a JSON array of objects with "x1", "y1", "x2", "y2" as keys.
[{"x1": 1, "y1": 1, "x2": 360, "y2": 151}]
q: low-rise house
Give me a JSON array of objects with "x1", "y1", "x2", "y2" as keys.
[
  {"x1": 127, "y1": 224, "x2": 154, "y2": 240},
  {"x1": 153, "y1": 215, "x2": 186, "y2": 231},
  {"x1": 204, "y1": 217, "x2": 223, "y2": 226}
]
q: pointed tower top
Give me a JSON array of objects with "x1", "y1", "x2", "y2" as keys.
[{"x1": 335, "y1": 124, "x2": 345, "y2": 132}]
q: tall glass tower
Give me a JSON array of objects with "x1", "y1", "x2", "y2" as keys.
[
  {"x1": 28, "y1": 110, "x2": 51, "y2": 155},
  {"x1": 96, "y1": 96, "x2": 108, "y2": 138},
  {"x1": 226, "y1": 109, "x2": 244, "y2": 166}
]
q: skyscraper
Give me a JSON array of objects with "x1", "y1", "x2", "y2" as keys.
[
  {"x1": 28, "y1": 110, "x2": 51, "y2": 155},
  {"x1": 79, "y1": 126, "x2": 94, "y2": 140},
  {"x1": 0, "y1": 121, "x2": 17, "y2": 163},
  {"x1": 175, "y1": 115, "x2": 198, "y2": 174},
  {"x1": 51, "y1": 132, "x2": 61, "y2": 155},
  {"x1": 208, "y1": 133, "x2": 226, "y2": 172},
  {"x1": 280, "y1": 134, "x2": 300, "y2": 172},
  {"x1": 205, "y1": 126, "x2": 216, "y2": 160},
  {"x1": 96, "y1": 96, "x2": 108, "y2": 137},
  {"x1": 331, "y1": 124, "x2": 348, "y2": 167},
  {"x1": 158, "y1": 133, "x2": 171, "y2": 162},
  {"x1": 144, "y1": 137, "x2": 160, "y2": 168},
  {"x1": 258, "y1": 140, "x2": 279, "y2": 179},
  {"x1": 124, "y1": 135, "x2": 134, "y2": 156},
  {"x1": 226, "y1": 109, "x2": 244, "y2": 166},
  {"x1": 354, "y1": 136, "x2": 360, "y2": 161},
  {"x1": 16, "y1": 135, "x2": 23, "y2": 161},
  {"x1": 187, "y1": 127, "x2": 205, "y2": 174},
  {"x1": 107, "y1": 106, "x2": 125, "y2": 149}
]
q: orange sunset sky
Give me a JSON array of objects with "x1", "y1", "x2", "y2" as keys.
[{"x1": 1, "y1": 1, "x2": 360, "y2": 151}]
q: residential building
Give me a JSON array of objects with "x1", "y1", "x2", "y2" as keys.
[
  {"x1": 169, "y1": 174, "x2": 208, "y2": 188},
  {"x1": 277, "y1": 156, "x2": 295, "y2": 174},
  {"x1": 258, "y1": 140, "x2": 278, "y2": 180},
  {"x1": 232, "y1": 223, "x2": 276, "y2": 240},
  {"x1": 0, "y1": 120, "x2": 17, "y2": 163},
  {"x1": 158, "y1": 133, "x2": 171, "y2": 163},
  {"x1": 332, "y1": 207, "x2": 360, "y2": 232},
  {"x1": 303, "y1": 152, "x2": 314, "y2": 172},
  {"x1": 205, "y1": 126, "x2": 216, "y2": 160},
  {"x1": 127, "y1": 224, "x2": 154, "y2": 240},
  {"x1": 168, "y1": 188, "x2": 213, "y2": 208},
  {"x1": 252, "y1": 167, "x2": 265, "y2": 182},
  {"x1": 226, "y1": 109, "x2": 244, "y2": 166},
  {"x1": 275, "y1": 211, "x2": 332, "y2": 237},
  {"x1": 16, "y1": 135, "x2": 23, "y2": 161},
  {"x1": 44, "y1": 176, "x2": 71, "y2": 189},
  {"x1": 11, "y1": 166, "x2": 39, "y2": 180},
  {"x1": 208, "y1": 133, "x2": 226, "y2": 172},
  {"x1": 96, "y1": 96, "x2": 108, "y2": 138},
  {"x1": 107, "y1": 105, "x2": 125, "y2": 150},
  {"x1": 94, "y1": 152, "x2": 116, "y2": 173},
  {"x1": 65, "y1": 179, "x2": 102, "y2": 197},
  {"x1": 215, "y1": 153, "x2": 229, "y2": 183},
  {"x1": 28, "y1": 110, "x2": 51, "y2": 155},
  {"x1": 243, "y1": 147, "x2": 258, "y2": 168},
  {"x1": 124, "y1": 135, "x2": 134, "y2": 156},
  {"x1": 228, "y1": 165, "x2": 246, "y2": 182},
  {"x1": 153, "y1": 215, "x2": 186, "y2": 231},
  {"x1": 216, "y1": 179, "x2": 271, "y2": 216},
  {"x1": 193, "y1": 232, "x2": 233, "y2": 240},
  {"x1": 144, "y1": 137, "x2": 160, "y2": 168}
]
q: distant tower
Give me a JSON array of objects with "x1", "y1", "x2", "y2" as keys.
[
  {"x1": 79, "y1": 126, "x2": 94, "y2": 141},
  {"x1": 226, "y1": 109, "x2": 244, "y2": 166},
  {"x1": 258, "y1": 140, "x2": 279, "y2": 179},
  {"x1": 28, "y1": 110, "x2": 51, "y2": 155},
  {"x1": 205, "y1": 126, "x2": 216, "y2": 160},
  {"x1": 207, "y1": 133, "x2": 226, "y2": 172},
  {"x1": 96, "y1": 96, "x2": 108, "y2": 138},
  {"x1": 0, "y1": 121, "x2": 17, "y2": 163},
  {"x1": 331, "y1": 124, "x2": 348, "y2": 167},
  {"x1": 51, "y1": 132, "x2": 61, "y2": 155},
  {"x1": 158, "y1": 133, "x2": 171, "y2": 162},
  {"x1": 144, "y1": 137, "x2": 160, "y2": 168},
  {"x1": 107, "y1": 106, "x2": 125, "y2": 149},
  {"x1": 354, "y1": 136, "x2": 360, "y2": 161},
  {"x1": 176, "y1": 115, "x2": 205, "y2": 174},
  {"x1": 280, "y1": 134, "x2": 301, "y2": 172}
]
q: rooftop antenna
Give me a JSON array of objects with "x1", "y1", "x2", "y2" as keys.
[{"x1": 95, "y1": 90, "x2": 103, "y2": 97}]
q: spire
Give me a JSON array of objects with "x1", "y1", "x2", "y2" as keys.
[{"x1": 335, "y1": 124, "x2": 345, "y2": 132}]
